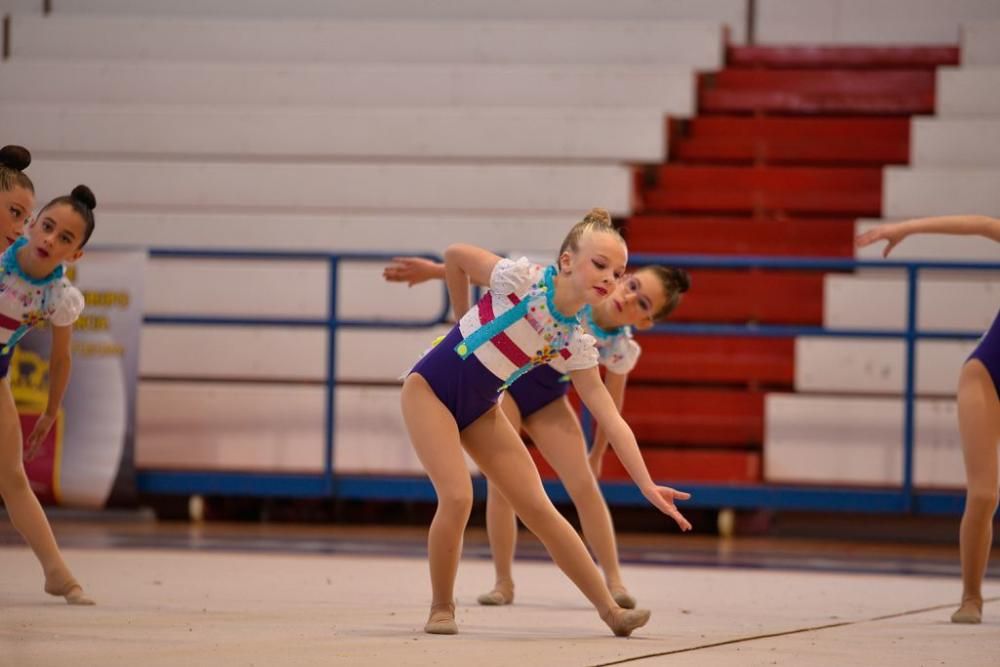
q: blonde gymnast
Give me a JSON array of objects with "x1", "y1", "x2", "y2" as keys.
[
  {"x1": 385, "y1": 252, "x2": 689, "y2": 609},
  {"x1": 399, "y1": 209, "x2": 691, "y2": 636}
]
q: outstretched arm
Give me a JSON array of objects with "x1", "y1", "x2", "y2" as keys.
[
  {"x1": 587, "y1": 370, "x2": 627, "y2": 478},
  {"x1": 571, "y1": 366, "x2": 691, "y2": 531},
  {"x1": 382, "y1": 257, "x2": 445, "y2": 286},
  {"x1": 24, "y1": 325, "x2": 72, "y2": 461},
  {"x1": 442, "y1": 244, "x2": 502, "y2": 318},
  {"x1": 856, "y1": 215, "x2": 1000, "y2": 257}
]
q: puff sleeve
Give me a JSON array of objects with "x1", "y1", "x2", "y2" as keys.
[{"x1": 48, "y1": 281, "x2": 85, "y2": 327}]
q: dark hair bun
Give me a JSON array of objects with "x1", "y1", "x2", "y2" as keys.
[
  {"x1": 71, "y1": 184, "x2": 97, "y2": 211},
  {"x1": 670, "y1": 267, "x2": 691, "y2": 294},
  {"x1": 0, "y1": 145, "x2": 31, "y2": 171}
]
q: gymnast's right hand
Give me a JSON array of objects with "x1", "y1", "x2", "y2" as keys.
[
  {"x1": 642, "y1": 485, "x2": 692, "y2": 532},
  {"x1": 382, "y1": 257, "x2": 446, "y2": 286}
]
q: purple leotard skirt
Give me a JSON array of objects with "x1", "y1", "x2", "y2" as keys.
[
  {"x1": 409, "y1": 325, "x2": 506, "y2": 431},
  {"x1": 506, "y1": 363, "x2": 570, "y2": 419},
  {"x1": 0, "y1": 347, "x2": 12, "y2": 380},
  {"x1": 968, "y1": 309, "x2": 1000, "y2": 397}
]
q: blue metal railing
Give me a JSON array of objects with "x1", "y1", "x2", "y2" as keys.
[
  {"x1": 138, "y1": 250, "x2": 449, "y2": 499},
  {"x1": 136, "y1": 249, "x2": 1000, "y2": 515}
]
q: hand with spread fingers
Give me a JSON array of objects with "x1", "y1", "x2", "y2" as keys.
[{"x1": 642, "y1": 485, "x2": 693, "y2": 531}]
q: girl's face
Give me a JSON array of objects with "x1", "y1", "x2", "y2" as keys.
[
  {"x1": 604, "y1": 268, "x2": 669, "y2": 330},
  {"x1": 0, "y1": 186, "x2": 35, "y2": 248},
  {"x1": 22, "y1": 203, "x2": 86, "y2": 273},
  {"x1": 560, "y1": 231, "x2": 627, "y2": 306}
]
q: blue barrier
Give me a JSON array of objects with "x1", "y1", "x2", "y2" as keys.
[{"x1": 136, "y1": 250, "x2": 1000, "y2": 516}]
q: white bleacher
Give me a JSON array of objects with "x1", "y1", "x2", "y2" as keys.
[
  {"x1": 854, "y1": 220, "x2": 1000, "y2": 262},
  {"x1": 43, "y1": 0, "x2": 749, "y2": 43},
  {"x1": 961, "y1": 21, "x2": 1000, "y2": 65},
  {"x1": 823, "y1": 274, "x2": 1000, "y2": 333},
  {"x1": 136, "y1": 383, "x2": 443, "y2": 474},
  {"x1": 1, "y1": 3, "x2": 723, "y2": 477},
  {"x1": 91, "y1": 211, "x2": 573, "y2": 253},
  {"x1": 756, "y1": 0, "x2": 1000, "y2": 45},
  {"x1": 140, "y1": 257, "x2": 451, "y2": 381},
  {"x1": 28, "y1": 159, "x2": 632, "y2": 215},
  {"x1": 0, "y1": 105, "x2": 667, "y2": 162},
  {"x1": 883, "y1": 167, "x2": 1000, "y2": 218},
  {"x1": 140, "y1": 323, "x2": 451, "y2": 384},
  {"x1": 910, "y1": 118, "x2": 1000, "y2": 168},
  {"x1": 0, "y1": 61, "x2": 697, "y2": 115},
  {"x1": 8, "y1": 16, "x2": 724, "y2": 69},
  {"x1": 795, "y1": 338, "x2": 978, "y2": 395},
  {"x1": 765, "y1": 394, "x2": 963, "y2": 487},
  {"x1": 936, "y1": 67, "x2": 1000, "y2": 117},
  {"x1": 794, "y1": 253, "x2": 999, "y2": 396},
  {"x1": 0, "y1": 0, "x2": 41, "y2": 13},
  {"x1": 136, "y1": 383, "x2": 328, "y2": 472},
  {"x1": 137, "y1": 257, "x2": 457, "y2": 473}
]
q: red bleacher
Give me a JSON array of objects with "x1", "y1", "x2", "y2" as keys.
[
  {"x1": 627, "y1": 216, "x2": 856, "y2": 257},
  {"x1": 602, "y1": 45, "x2": 957, "y2": 485},
  {"x1": 636, "y1": 165, "x2": 883, "y2": 216},
  {"x1": 670, "y1": 117, "x2": 910, "y2": 165},
  {"x1": 727, "y1": 46, "x2": 959, "y2": 70},
  {"x1": 530, "y1": 446, "x2": 761, "y2": 484},
  {"x1": 698, "y1": 69, "x2": 935, "y2": 115},
  {"x1": 630, "y1": 336, "x2": 795, "y2": 386}
]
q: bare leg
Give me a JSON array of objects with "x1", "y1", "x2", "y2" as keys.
[
  {"x1": 477, "y1": 396, "x2": 520, "y2": 606},
  {"x1": 400, "y1": 374, "x2": 473, "y2": 634},
  {"x1": 0, "y1": 380, "x2": 93, "y2": 605},
  {"x1": 461, "y1": 406, "x2": 649, "y2": 636},
  {"x1": 524, "y1": 399, "x2": 635, "y2": 609},
  {"x1": 953, "y1": 360, "x2": 1000, "y2": 624}
]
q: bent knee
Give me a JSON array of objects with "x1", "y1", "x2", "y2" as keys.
[
  {"x1": 0, "y1": 463, "x2": 30, "y2": 494},
  {"x1": 436, "y1": 489, "x2": 474, "y2": 516},
  {"x1": 967, "y1": 486, "x2": 1000, "y2": 511}
]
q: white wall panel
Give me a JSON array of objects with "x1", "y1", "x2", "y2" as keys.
[
  {"x1": 0, "y1": 61, "x2": 696, "y2": 115},
  {"x1": 757, "y1": 0, "x2": 1000, "y2": 44},
  {"x1": 139, "y1": 326, "x2": 327, "y2": 380},
  {"x1": 794, "y1": 338, "x2": 977, "y2": 395},
  {"x1": 136, "y1": 382, "x2": 327, "y2": 472},
  {"x1": 46, "y1": 0, "x2": 748, "y2": 42},
  {"x1": 90, "y1": 211, "x2": 571, "y2": 255},
  {"x1": 10, "y1": 16, "x2": 723, "y2": 68},
  {"x1": 936, "y1": 68, "x2": 1000, "y2": 117},
  {"x1": 884, "y1": 167, "x2": 1000, "y2": 218},
  {"x1": 911, "y1": 118, "x2": 1000, "y2": 168},
  {"x1": 29, "y1": 159, "x2": 633, "y2": 216},
  {"x1": 0, "y1": 104, "x2": 667, "y2": 162},
  {"x1": 823, "y1": 274, "x2": 1000, "y2": 332},
  {"x1": 961, "y1": 21, "x2": 1000, "y2": 65},
  {"x1": 765, "y1": 394, "x2": 964, "y2": 487}
]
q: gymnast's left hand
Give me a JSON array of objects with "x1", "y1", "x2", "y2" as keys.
[
  {"x1": 382, "y1": 256, "x2": 444, "y2": 286},
  {"x1": 642, "y1": 485, "x2": 693, "y2": 531},
  {"x1": 24, "y1": 414, "x2": 55, "y2": 462}
]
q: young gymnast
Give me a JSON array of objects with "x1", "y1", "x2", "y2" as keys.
[
  {"x1": 398, "y1": 209, "x2": 691, "y2": 636},
  {"x1": 385, "y1": 251, "x2": 690, "y2": 610},
  {"x1": 1, "y1": 149, "x2": 96, "y2": 606},
  {"x1": 0, "y1": 146, "x2": 34, "y2": 248},
  {"x1": 857, "y1": 215, "x2": 1000, "y2": 624}
]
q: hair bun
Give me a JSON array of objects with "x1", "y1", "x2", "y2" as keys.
[
  {"x1": 0, "y1": 145, "x2": 31, "y2": 171},
  {"x1": 582, "y1": 207, "x2": 611, "y2": 226},
  {"x1": 71, "y1": 184, "x2": 97, "y2": 211},
  {"x1": 671, "y1": 267, "x2": 691, "y2": 294}
]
